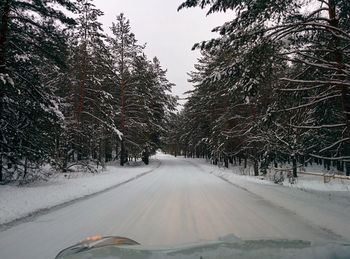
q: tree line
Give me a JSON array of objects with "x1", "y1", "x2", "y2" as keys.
[
  {"x1": 0, "y1": 0, "x2": 177, "y2": 183},
  {"x1": 165, "y1": 0, "x2": 350, "y2": 176}
]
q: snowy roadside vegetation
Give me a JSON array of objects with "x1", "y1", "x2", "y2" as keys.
[
  {"x1": 190, "y1": 157, "x2": 350, "y2": 192},
  {"x1": 0, "y1": 159, "x2": 159, "y2": 225},
  {"x1": 222, "y1": 163, "x2": 350, "y2": 192}
]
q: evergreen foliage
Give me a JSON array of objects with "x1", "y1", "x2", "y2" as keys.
[
  {"x1": 170, "y1": 0, "x2": 350, "y2": 176},
  {"x1": 0, "y1": 2, "x2": 177, "y2": 183}
]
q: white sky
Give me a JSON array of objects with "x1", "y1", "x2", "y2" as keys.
[{"x1": 94, "y1": 0, "x2": 231, "y2": 105}]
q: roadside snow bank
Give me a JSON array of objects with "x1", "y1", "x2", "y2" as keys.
[
  {"x1": 213, "y1": 167, "x2": 350, "y2": 192},
  {"x1": 284, "y1": 174, "x2": 350, "y2": 192},
  {"x1": 0, "y1": 159, "x2": 159, "y2": 225},
  {"x1": 185, "y1": 158, "x2": 350, "y2": 241},
  {"x1": 194, "y1": 159, "x2": 350, "y2": 192}
]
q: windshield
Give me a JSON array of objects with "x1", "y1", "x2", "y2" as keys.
[{"x1": 1, "y1": 1, "x2": 350, "y2": 259}]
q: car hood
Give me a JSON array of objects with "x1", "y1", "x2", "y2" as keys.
[{"x1": 56, "y1": 236, "x2": 350, "y2": 259}]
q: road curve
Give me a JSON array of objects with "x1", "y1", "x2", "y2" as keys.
[{"x1": 0, "y1": 154, "x2": 338, "y2": 259}]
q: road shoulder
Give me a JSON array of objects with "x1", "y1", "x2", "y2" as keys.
[{"x1": 0, "y1": 159, "x2": 161, "y2": 229}]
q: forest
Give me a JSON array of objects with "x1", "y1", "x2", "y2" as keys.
[
  {"x1": 0, "y1": 0, "x2": 177, "y2": 183},
  {"x1": 165, "y1": 0, "x2": 350, "y2": 177},
  {"x1": 2, "y1": 2, "x2": 350, "y2": 258},
  {"x1": 1, "y1": 0, "x2": 350, "y2": 184}
]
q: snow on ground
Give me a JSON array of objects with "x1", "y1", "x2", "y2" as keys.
[
  {"x1": 187, "y1": 157, "x2": 350, "y2": 241},
  {"x1": 1, "y1": 154, "x2": 350, "y2": 259},
  {"x1": 284, "y1": 174, "x2": 350, "y2": 192},
  {"x1": 194, "y1": 159, "x2": 350, "y2": 192},
  {"x1": 0, "y1": 159, "x2": 159, "y2": 225}
]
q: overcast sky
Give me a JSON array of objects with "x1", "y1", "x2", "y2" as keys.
[{"x1": 94, "y1": 1, "x2": 231, "y2": 105}]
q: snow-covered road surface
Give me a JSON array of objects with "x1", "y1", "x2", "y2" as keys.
[{"x1": 0, "y1": 154, "x2": 348, "y2": 259}]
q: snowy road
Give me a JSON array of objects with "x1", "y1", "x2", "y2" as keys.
[{"x1": 0, "y1": 154, "x2": 346, "y2": 259}]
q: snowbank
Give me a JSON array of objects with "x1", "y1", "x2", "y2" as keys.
[
  {"x1": 197, "y1": 159, "x2": 350, "y2": 192},
  {"x1": 184, "y1": 158, "x2": 350, "y2": 241},
  {"x1": 0, "y1": 159, "x2": 159, "y2": 225}
]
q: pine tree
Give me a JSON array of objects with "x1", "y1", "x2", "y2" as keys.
[
  {"x1": 114, "y1": 52, "x2": 177, "y2": 163},
  {"x1": 108, "y1": 13, "x2": 147, "y2": 165}
]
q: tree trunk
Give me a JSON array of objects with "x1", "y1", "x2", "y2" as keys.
[
  {"x1": 142, "y1": 148, "x2": 149, "y2": 165},
  {"x1": 337, "y1": 161, "x2": 343, "y2": 172},
  {"x1": 346, "y1": 163, "x2": 350, "y2": 176},
  {"x1": 254, "y1": 160, "x2": 259, "y2": 176},
  {"x1": 328, "y1": 1, "x2": 350, "y2": 175},
  {"x1": 115, "y1": 141, "x2": 119, "y2": 160},
  {"x1": 0, "y1": 156, "x2": 2, "y2": 181},
  {"x1": 119, "y1": 77, "x2": 126, "y2": 165},
  {"x1": 327, "y1": 160, "x2": 331, "y2": 171},
  {"x1": 292, "y1": 155, "x2": 297, "y2": 178},
  {"x1": 23, "y1": 158, "x2": 28, "y2": 180},
  {"x1": 62, "y1": 143, "x2": 68, "y2": 173},
  {"x1": 224, "y1": 157, "x2": 229, "y2": 168},
  {"x1": 228, "y1": 156, "x2": 233, "y2": 164},
  {"x1": 120, "y1": 139, "x2": 125, "y2": 166}
]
